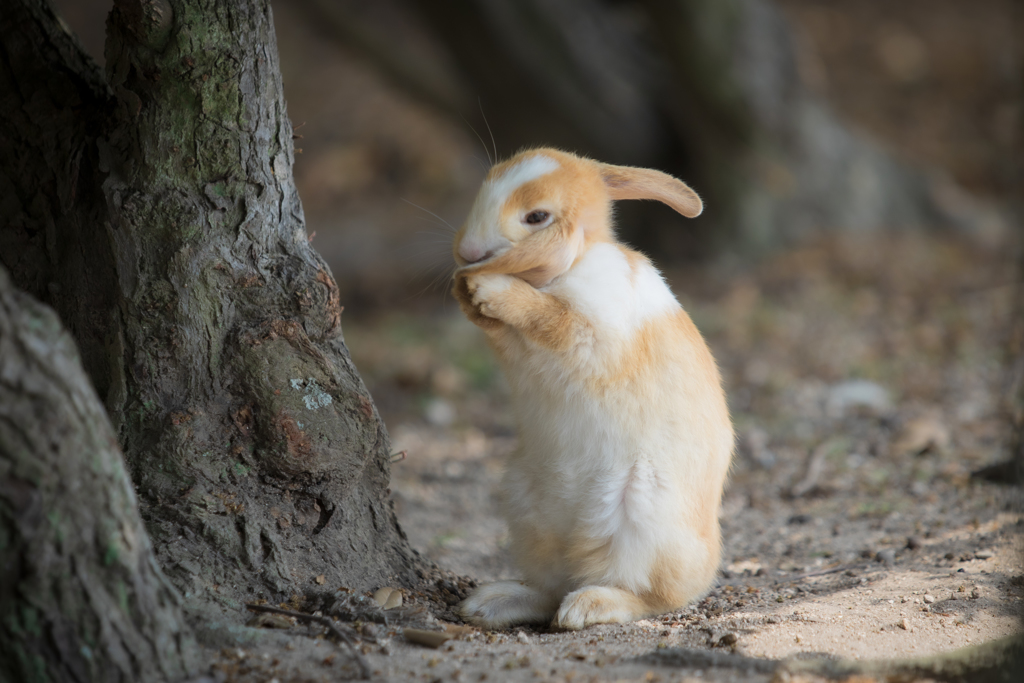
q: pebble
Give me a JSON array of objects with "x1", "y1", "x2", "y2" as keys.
[
  {"x1": 975, "y1": 550, "x2": 994, "y2": 560},
  {"x1": 424, "y1": 398, "x2": 456, "y2": 427},
  {"x1": 923, "y1": 594, "x2": 936, "y2": 604},
  {"x1": 899, "y1": 618, "x2": 909, "y2": 630},
  {"x1": 826, "y1": 380, "x2": 892, "y2": 417},
  {"x1": 906, "y1": 536, "x2": 923, "y2": 550},
  {"x1": 517, "y1": 631, "x2": 531, "y2": 644},
  {"x1": 716, "y1": 633, "x2": 738, "y2": 647}
]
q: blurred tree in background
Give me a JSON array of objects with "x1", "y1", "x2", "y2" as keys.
[{"x1": 297, "y1": 0, "x2": 968, "y2": 256}]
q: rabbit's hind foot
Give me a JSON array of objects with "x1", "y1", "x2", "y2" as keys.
[
  {"x1": 458, "y1": 581, "x2": 558, "y2": 629},
  {"x1": 552, "y1": 585, "x2": 651, "y2": 630}
]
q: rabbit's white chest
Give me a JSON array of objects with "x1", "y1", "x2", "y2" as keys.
[{"x1": 550, "y1": 243, "x2": 678, "y2": 340}]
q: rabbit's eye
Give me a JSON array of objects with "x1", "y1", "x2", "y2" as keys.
[{"x1": 525, "y1": 210, "x2": 550, "y2": 226}]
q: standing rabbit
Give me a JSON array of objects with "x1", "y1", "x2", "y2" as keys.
[{"x1": 451, "y1": 148, "x2": 733, "y2": 630}]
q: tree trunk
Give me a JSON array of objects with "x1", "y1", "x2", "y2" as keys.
[
  {"x1": 0, "y1": 265, "x2": 196, "y2": 682},
  {"x1": 0, "y1": 0, "x2": 422, "y2": 622}
]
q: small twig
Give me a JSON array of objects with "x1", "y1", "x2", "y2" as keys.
[
  {"x1": 390, "y1": 450, "x2": 407, "y2": 464},
  {"x1": 245, "y1": 603, "x2": 370, "y2": 679},
  {"x1": 775, "y1": 562, "x2": 871, "y2": 585}
]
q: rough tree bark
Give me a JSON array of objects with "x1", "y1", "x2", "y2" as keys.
[
  {"x1": 302, "y1": 0, "x2": 986, "y2": 257},
  {"x1": 0, "y1": 265, "x2": 196, "y2": 682},
  {"x1": 0, "y1": 0, "x2": 422, "y2": 628}
]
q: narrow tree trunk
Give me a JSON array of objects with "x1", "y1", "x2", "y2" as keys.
[
  {"x1": 1, "y1": 0, "x2": 423, "y2": 621},
  {"x1": 0, "y1": 265, "x2": 196, "y2": 682},
  {"x1": 639, "y1": 0, "x2": 959, "y2": 250}
]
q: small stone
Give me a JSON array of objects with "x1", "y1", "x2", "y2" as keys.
[
  {"x1": 716, "y1": 633, "x2": 738, "y2": 647},
  {"x1": 923, "y1": 594, "x2": 936, "y2": 604},
  {"x1": 424, "y1": 398, "x2": 456, "y2": 427},
  {"x1": 971, "y1": 587, "x2": 981, "y2": 599},
  {"x1": 899, "y1": 618, "x2": 909, "y2": 630},
  {"x1": 826, "y1": 380, "x2": 891, "y2": 417},
  {"x1": 975, "y1": 550, "x2": 994, "y2": 560},
  {"x1": 944, "y1": 552, "x2": 955, "y2": 560},
  {"x1": 516, "y1": 631, "x2": 530, "y2": 644},
  {"x1": 906, "y1": 536, "x2": 923, "y2": 550}
]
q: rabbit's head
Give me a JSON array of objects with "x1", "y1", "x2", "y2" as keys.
[{"x1": 454, "y1": 148, "x2": 703, "y2": 287}]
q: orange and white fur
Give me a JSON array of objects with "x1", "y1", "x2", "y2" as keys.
[{"x1": 451, "y1": 148, "x2": 733, "y2": 630}]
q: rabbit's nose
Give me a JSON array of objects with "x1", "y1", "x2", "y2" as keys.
[{"x1": 459, "y1": 244, "x2": 495, "y2": 263}]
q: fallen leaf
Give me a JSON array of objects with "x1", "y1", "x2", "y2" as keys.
[{"x1": 403, "y1": 628, "x2": 451, "y2": 649}]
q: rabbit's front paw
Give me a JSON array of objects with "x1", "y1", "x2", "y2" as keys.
[
  {"x1": 465, "y1": 273, "x2": 517, "y2": 320},
  {"x1": 459, "y1": 581, "x2": 557, "y2": 629}
]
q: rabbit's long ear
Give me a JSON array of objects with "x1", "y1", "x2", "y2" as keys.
[{"x1": 599, "y1": 164, "x2": 703, "y2": 218}]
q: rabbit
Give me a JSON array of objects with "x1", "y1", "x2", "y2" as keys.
[{"x1": 451, "y1": 148, "x2": 733, "y2": 630}]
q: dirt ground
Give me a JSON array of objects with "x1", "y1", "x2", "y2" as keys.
[{"x1": 201, "y1": 0, "x2": 1023, "y2": 671}]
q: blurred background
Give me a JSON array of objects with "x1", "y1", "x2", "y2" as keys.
[
  {"x1": 54, "y1": 0, "x2": 1021, "y2": 306},
  {"x1": 53, "y1": 0, "x2": 1022, "y2": 582}
]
